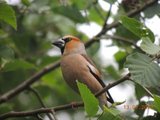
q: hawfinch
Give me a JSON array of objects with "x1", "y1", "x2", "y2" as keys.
[{"x1": 52, "y1": 35, "x2": 114, "y2": 108}]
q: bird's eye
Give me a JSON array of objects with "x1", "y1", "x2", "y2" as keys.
[{"x1": 62, "y1": 37, "x2": 71, "y2": 43}]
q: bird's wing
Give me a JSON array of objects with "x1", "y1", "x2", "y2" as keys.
[
  {"x1": 81, "y1": 54, "x2": 114, "y2": 103},
  {"x1": 81, "y1": 54, "x2": 105, "y2": 87}
]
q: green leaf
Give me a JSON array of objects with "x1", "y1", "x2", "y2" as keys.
[
  {"x1": 0, "y1": 3, "x2": 17, "y2": 30},
  {"x1": 0, "y1": 29, "x2": 8, "y2": 37},
  {"x1": 143, "y1": 3, "x2": 160, "y2": 18},
  {"x1": 120, "y1": 16, "x2": 154, "y2": 41},
  {"x1": 105, "y1": 65, "x2": 120, "y2": 79},
  {"x1": 153, "y1": 95, "x2": 160, "y2": 112},
  {"x1": 0, "y1": 45, "x2": 14, "y2": 60},
  {"x1": 0, "y1": 103, "x2": 13, "y2": 113},
  {"x1": 134, "y1": 83, "x2": 146, "y2": 100},
  {"x1": 87, "y1": 41, "x2": 100, "y2": 56},
  {"x1": 21, "y1": 0, "x2": 30, "y2": 6},
  {"x1": 2, "y1": 59, "x2": 36, "y2": 72},
  {"x1": 0, "y1": 45, "x2": 14, "y2": 68},
  {"x1": 42, "y1": 70, "x2": 62, "y2": 90},
  {"x1": 114, "y1": 50, "x2": 127, "y2": 70},
  {"x1": 53, "y1": 4, "x2": 85, "y2": 23},
  {"x1": 99, "y1": 107, "x2": 122, "y2": 120},
  {"x1": 88, "y1": 5, "x2": 106, "y2": 25},
  {"x1": 125, "y1": 53, "x2": 160, "y2": 87},
  {"x1": 77, "y1": 81, "x2": 99, "y2": 117},
  {"x1": 115, "y1": 25, "x2": 139, "y2": 41},
  {"x1": 140, "y1": 37, "x2": 160, "y2": 55},
  {"x1": 70, "y1": 0, "x2": 88, "y2": 9}
]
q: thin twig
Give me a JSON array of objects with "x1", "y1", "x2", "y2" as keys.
[
  {"x1": 0, "y1": 102, "x2": 84, "y2": 120},
  {"x1": 94, "y1": 0, "x2": 158, "y2": 38},
  {"x1": 95, "y1": 73, "x2": 131, "y2": 97},
  {"x1": 36, "y1": 114, "x2": 44, "y2": 120},
  {"x1": 0, "y1": 61, "x2": 60, "y2": 104},
  {"x1": 130, "y1": 80, "x2": 154, "y2": 98},
  {"x1": 28, "y1": 87, "x2": 57, "y2": 120},
  {"x1": 28, "y1": 87, "x2": 46, "y2": 107},
  {"x1": 0, "y1": 73, "x2": 130, "y2": 120},
  {"x1": 0, "y1": 0, "x2": 158, "y2": 105},
  {"x1": 102, "y1": 4, "x2": 112, "y2": 30},
  {"x1": 102, "y1": 34, "x2": 141, "y2": 50}
]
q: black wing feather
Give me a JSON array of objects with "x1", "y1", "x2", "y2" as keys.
[{"x1": 80, "y1": 54, "x2": 114, "y2": 103}]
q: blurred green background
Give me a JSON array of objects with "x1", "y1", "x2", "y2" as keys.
[{"x1": 0, "y1": 0, "x2": 160, "y2": 120}]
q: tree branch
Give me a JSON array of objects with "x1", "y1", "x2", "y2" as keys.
[
  {"x1": 0, "y1": 61, "x2": 60, "y2": 104},
  {"x1": 28, "y1": 87, "x2": 57, "y2": 120},
  {"x1": 102, "y1": 34, "x2": 141, "y2": 50},
  {"x1": 0, "y1": 73, "x2": 130, "y2": 120},
  {"x1": 102, "y1": 4, "x2": 112, "y2": 31},
  {"x1": 95, "y1": 73, "x2": 131, "y2": 97},
  {"x1": 0, "y1": 0, "x2": 157, "y2": 105},
  {"x1": 28, "y1": 87, "x2": 46, "y2": 108},
  {"x1": 85, "y1": 0, "x2": 158, "y2": 47}
]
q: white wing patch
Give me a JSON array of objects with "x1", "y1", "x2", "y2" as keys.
[{"x1": 87, "y1": 61, "x2": 98, "y2": 75}]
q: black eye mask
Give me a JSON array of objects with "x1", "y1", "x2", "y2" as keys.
[
  {"x1": 62, "y1": 37, "x2": 71, "y2": 43},
  {"x1": 52, "y1": 37, "x2": 72, "y2": 54},
  {"x1": 60, "y1": 37, "x2": 71, "y2": 54}
]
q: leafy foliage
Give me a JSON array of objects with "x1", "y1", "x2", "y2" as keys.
[
  {"x1": 105, "y1": 65, "x2": 120, "y2": 79},
  {"x1": 52, "y1": 4, "x2": 86, "y2": 23},
  {"x1": 134, "y1": 82, "x2": 147, "y2": 100},
  {"x1": 2, "y1": 59, "x2": 36, "y2": 72},
  {"x1": 0, "y1": 0, "x2": 160, "y2": 120},
  {"x1": 0, "y1": 3, "x2": 17, "y2": 29},
  {"x1": 99, "y1": 107, "x2": 122, "y2": 120},
  {"x1": 125, "y1": 52, "x2": 160, "y2": 87},
  {"x1": 114, "y1": 50, "x2": 127, "y2": 70},
  {"x1": 77, "y1": 81, "x2": 99, "y2": 117},
  {"x1": 0, "y1": 45, "x2": 14, "y2": 61},
  {"x1": 153, "y1": 95, "x2": 160, "y2": 112},
  {"x1": 120, "y1": 16, "x2": 154, "y2": 41},
  {"x1": 140, "y1": 37, "x2": 160, "y2": 55}
]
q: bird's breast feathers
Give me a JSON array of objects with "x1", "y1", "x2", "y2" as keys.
[{"x1": 60, "y1": 54, "x2": 102, "y2": 92}]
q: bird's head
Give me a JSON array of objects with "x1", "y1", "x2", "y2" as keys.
[{"x1": 52, "y1": 35, "x2": 86, "y2": 55}]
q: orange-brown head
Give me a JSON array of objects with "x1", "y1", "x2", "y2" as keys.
[{"x1": 52, "y1": 35, "x2": 86, "y2": 55}]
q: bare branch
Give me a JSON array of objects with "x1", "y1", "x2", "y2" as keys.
[
  {"x1": 28, "y1": 87, "x2": 57, "y2": 120},
  {"x1": 0, "y1": 0, "x2": 158, "y2": 105},
  {"x1": 102, "y1": 4, "x2": 112, "y2": 30},
  {"x1": 85, "y1": 0, "x2": 158, "y2": 47},
  {"x1": 0, "y1": 102, "x2": 84, "y2": 120},
  {"x1": 0, "y1": 73, "x2": 130, "y2": 120},
  {"x1": 95, "y1": 73, "x2": 131, "y2": 97},
  {"x1": 28, "y1": 87, "x2": 46, "y2": 107},
  {"x1": 102, "y1": 34, "x2": 141, "y2": 50},
  {"x1": 0, "y1": 61, "x2": 60, "y2": 104}
]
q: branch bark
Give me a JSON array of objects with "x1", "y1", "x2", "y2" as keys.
[
  {"x1": 0, "y1": 61, "x2": 60, "y2": 104},
  {"x1": 0, "y1": 73, "x2": 130, "y2": 120},
  {"x1": 102, "y1": 34, "x2": 141, "y2": 50},
  {"x1": 28, "y1": 87, "x2": 57, "y2": 120},
  {"x1": 0, "y1": 0, "x2": 158, "y2": 105},
  {"x1": 85, "y1": 0, "x2": 158, "y2": 47}
]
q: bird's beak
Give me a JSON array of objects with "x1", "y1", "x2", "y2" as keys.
[{"x1": 52, "y1": 39, "x2": 65, "y2": 48}]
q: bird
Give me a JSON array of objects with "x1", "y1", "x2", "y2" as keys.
[{"x1": 52, "y1": 35, "x2": 114, "y2": 109}]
